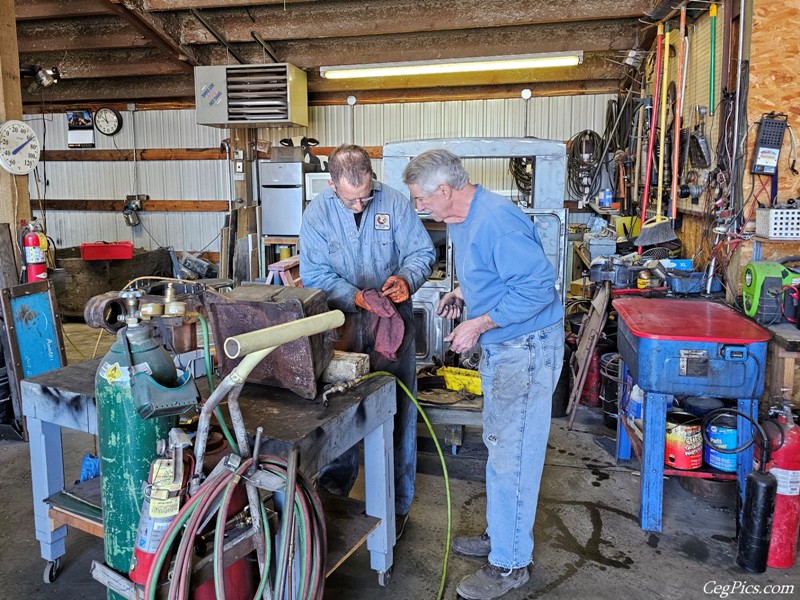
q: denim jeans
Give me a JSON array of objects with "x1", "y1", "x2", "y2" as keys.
[
  {"x1": 479, "y1": 320, "x2": 564, "y2": 570},
  {"x1": 316, "y1": 304, "x2": 418, "y2": 516}
]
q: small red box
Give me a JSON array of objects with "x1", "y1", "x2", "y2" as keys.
[{"x1": 80, "y1": 241, "x2": 134, "y2": 261}]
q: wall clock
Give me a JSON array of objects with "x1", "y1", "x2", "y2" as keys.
[
  {"x1": 0, "y1": 120, "x2": 40, "y2": 175},
  {"x1": 94, "y1": 107, "x2": 123, "y2": 136}
]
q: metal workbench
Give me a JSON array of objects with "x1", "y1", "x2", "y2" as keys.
[{"x1": 23, "y1": 358, "x2": 397, "y2": 585}]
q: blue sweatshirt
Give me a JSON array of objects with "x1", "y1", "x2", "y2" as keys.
[{"x1": 449, "y1": 185, "x2": 564, "y2": 344}]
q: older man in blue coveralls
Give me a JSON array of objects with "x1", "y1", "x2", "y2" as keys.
[
  {"x1": 403, "y1": 148, "x2": 564, "y2": 600},
  {"x1": 300, "y1": 144, "x2": 435, "y2": 539}
]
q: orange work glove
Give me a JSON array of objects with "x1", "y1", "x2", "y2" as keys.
[
  {"x1": 381, "y1": 275, "x2": 411, "y2": 303},
  {"x1": 355, "y1": 290, "x2": 372, "y2": 312}
]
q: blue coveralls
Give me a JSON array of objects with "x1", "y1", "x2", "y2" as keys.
[{"x1": 300, "y1": 181, "x2": 435, "y2": 515}]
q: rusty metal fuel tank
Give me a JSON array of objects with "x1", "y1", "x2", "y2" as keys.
[{"x1": 204, "y1": 284, "x2": 333, "y2": 399}]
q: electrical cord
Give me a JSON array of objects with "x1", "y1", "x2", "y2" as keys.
[
  {"x1": 362, "y1": 371, "x2": 451, "y2": 600},
  {"x1": 508, "y1": 157, "x2": 533, "y2": 199},
  {"x1": 567, "y1": 130, "x2": 603, "y2": 200}
]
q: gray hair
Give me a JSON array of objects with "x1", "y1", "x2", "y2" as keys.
[
  {"x1": 402, "y1": 149, "x2": 469, "y2": 194},
  {"x1": 328, "y1": 144, "x2": 373, "y2": 188}
]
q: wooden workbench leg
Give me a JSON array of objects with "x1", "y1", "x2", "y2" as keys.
[
  {"x1": 640, "y1": 392, "x2": 668, "y2": 532},
  {"x1": 27, "y1": 417, "x2": 67, "y2": 562},
  {"x1": 737, "y1": 398, "x2": 758, "y2": 512},
  {"x1": 364, "y1": 417, "x2": 395, "y2": 578}
]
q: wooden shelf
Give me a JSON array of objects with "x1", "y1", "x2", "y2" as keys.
[{"x1": 45, "y1": 476, "x2": 380, "y2": 578}]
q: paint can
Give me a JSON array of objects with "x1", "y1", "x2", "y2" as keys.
[
  {"x1": 665, "y1": 411, "x2": 703, "y2": 470},
  {"x1": 704, "y1": 415, "x2": 738, "y2": 472}
]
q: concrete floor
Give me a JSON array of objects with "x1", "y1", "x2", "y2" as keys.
[{"x1": 0, "y1": 323, "x2": 798, "y2": 599}]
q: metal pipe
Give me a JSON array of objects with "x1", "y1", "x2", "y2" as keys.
[
  {"x1": 275, "y1": 448, "x2": 299, "y2": 599},
  {"x1": 729, "y1": 0, "x2": 747, "y2": 213},
  {"x1": 226, "y1": 387, "x2": 268, "y2": 578},
  {"x1": 192, "y1": 346, "x2": 277, "y2": 491},
  {"x1": 190, "y1": 9, "x2": 246, "y2": 64},
  {"x1": 224, "y1": 310, "x2": 345, "y2": 359}
]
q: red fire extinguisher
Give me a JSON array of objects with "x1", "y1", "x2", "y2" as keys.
[
  {"x1": 22, "y1": 221, "x2": 48, "y2": 283},
  {"x1": 129, "y1": 430, "x2": 191, "y2": 585},
  {"x1": 765, "y1": 403, "x2": 800, "y2": 569}
]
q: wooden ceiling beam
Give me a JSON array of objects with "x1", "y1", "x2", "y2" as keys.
[
  {"x1": 15, "y1": 0, "x2": 113, "y2": 20},
  {"x1": 146, "y1": 0, "x2": 315, "y2": 9},
  {"x1": 180, "y1": 0, "x2": 653, "y2": 44},
  {"x1": 21, "y1": 51, "x2": 622, "y2": 104},
  {"x1": 22, "y1": 75, "x2": 196, "y2": 103},
  {"x1": 19, "y1": 49, "x2": 190, "y2": 79},
  {"x1": 195, "y1": 19, "x2": 640, "y2": 68},
  {"x1": 103, "y1": 0, "x2": 199, "y2": 71},
  {"x1": 17, "y1": 18, "x2": 150, "y2": 52},
  {"x1": 309, "y1": 80, "x2": 620, "y2": 105}
]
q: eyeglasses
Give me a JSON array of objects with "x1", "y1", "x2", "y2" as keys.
[{"x1": 334, "y1": 190, "x2": 374, "y2": 208}]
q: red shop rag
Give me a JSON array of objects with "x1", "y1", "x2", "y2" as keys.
[{"x1": 360, "y1": 288, "x2": 405, "y2": 361}]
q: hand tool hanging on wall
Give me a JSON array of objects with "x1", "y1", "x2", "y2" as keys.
[
  {"x1": 670, "y1": 7, "x2": 687, "y2": 227},
  {"x1": 635, "y1": 23, "x2": 677, "y2": 246},
  {"x1": 709, "y1": 3, "x2": 717, "y2": 115},
  {"x1": 637, "y1": 23, "x2": 664, "y2": 253}
]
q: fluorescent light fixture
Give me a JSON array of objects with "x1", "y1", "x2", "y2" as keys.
[{"x1": 319, "y1": 52, "x2": 583, "y2": 79}]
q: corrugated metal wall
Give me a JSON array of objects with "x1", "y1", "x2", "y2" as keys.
[{"x1": 26, "y1": 93, "x2": 614, "y2": 251}]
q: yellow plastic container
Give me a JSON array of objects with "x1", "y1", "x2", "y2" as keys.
[{"x1": 437, "y1": 366, "x2": 482, "y2": 395}]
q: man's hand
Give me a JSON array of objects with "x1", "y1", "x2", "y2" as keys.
[
  {"x1": 444, "y1": 314, "x2": 497, "y2": 353},
  {"x1": 437, "y1": 288, "x2": 464, "y2": 320},
  {"x1": 355, "y1": 290, "x2": 373, "y2": 312},
  {"x1": 381, "y1": 276, "x2": 411, "y2": 303}
]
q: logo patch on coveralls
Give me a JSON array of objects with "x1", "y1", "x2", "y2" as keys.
[{"x1": 375, "y1": 213, "x2": 390, "y2": 230}]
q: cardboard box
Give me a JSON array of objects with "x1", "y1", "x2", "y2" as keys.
[{"x1": 570, "y1": 278, "x2": 594, "y2": 298}]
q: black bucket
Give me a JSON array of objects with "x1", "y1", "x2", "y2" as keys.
[{"x1": 600, "y1": 353, "x2": 620, "y2": 429}]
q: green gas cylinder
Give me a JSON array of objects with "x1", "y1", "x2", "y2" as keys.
[{"x1": 96, "y1": 322, "x2": 177, "y2": 598}]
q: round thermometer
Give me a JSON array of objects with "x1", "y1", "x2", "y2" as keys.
[{"x1": 0, "y1": 120, "x2": 40, "y2": 175}]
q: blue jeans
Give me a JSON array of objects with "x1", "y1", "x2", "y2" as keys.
[
  {"x1": 480, "y1": 321, "x2": 564, "y2": 570},
  {"x1": 316, "y1": 305, "x2": 418, "y2": 515}
]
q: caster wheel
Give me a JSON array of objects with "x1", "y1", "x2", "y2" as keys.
[
  {"x1": 43, "y1": 558, "x2": 61, "y2": 583},
  {"x1": 378, "y1": 567, "x2": 392, "y2": 587}
]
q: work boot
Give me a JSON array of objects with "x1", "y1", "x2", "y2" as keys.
[
  {"x1": 456, "y1": 563, "x2": 530, "y2": 600},
  {"x1": 451, "y1": 532, "x2": 491, "y2": 558},
  {"x1": 395, "y1": 512, "x2": 409, "y2": 542}
]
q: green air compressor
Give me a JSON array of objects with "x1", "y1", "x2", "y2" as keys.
[{"x1": 743, "y1": 261, "x2": 800, "y2": 324}]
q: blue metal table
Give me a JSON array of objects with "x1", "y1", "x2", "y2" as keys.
[{"x1": 613, "y1": 298, "x2": 770, "y2": 532}]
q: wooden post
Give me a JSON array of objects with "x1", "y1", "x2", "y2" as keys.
[{"x1": 0, "y1": 0, "x2": 32, "y2": 225}]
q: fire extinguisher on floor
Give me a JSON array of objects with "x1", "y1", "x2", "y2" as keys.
[
  {"x1": 21, "y1": 220, "x2": 48, "y2": 283},
  {"x1": 764, "y1": 402, "x2": 800, "y2": 569},
  {"x1": 129, "y1": 429, "x2": 193, "y2": 585}
]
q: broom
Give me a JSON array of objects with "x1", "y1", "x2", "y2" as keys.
[{"x1": 635, "y1": 22, "x2": 677, "y2": 247}]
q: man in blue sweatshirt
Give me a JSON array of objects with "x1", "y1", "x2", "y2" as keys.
[{"x1": 403, "y1": 149, "x2": 564, "y2": 600}]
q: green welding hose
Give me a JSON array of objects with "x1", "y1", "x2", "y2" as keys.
[
  {"x1": 197, "y1": 313, "x2": 238, "y2": 454},
  {"x1": 362, "y1": 371, "x2": 451, "y2": 600}
]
